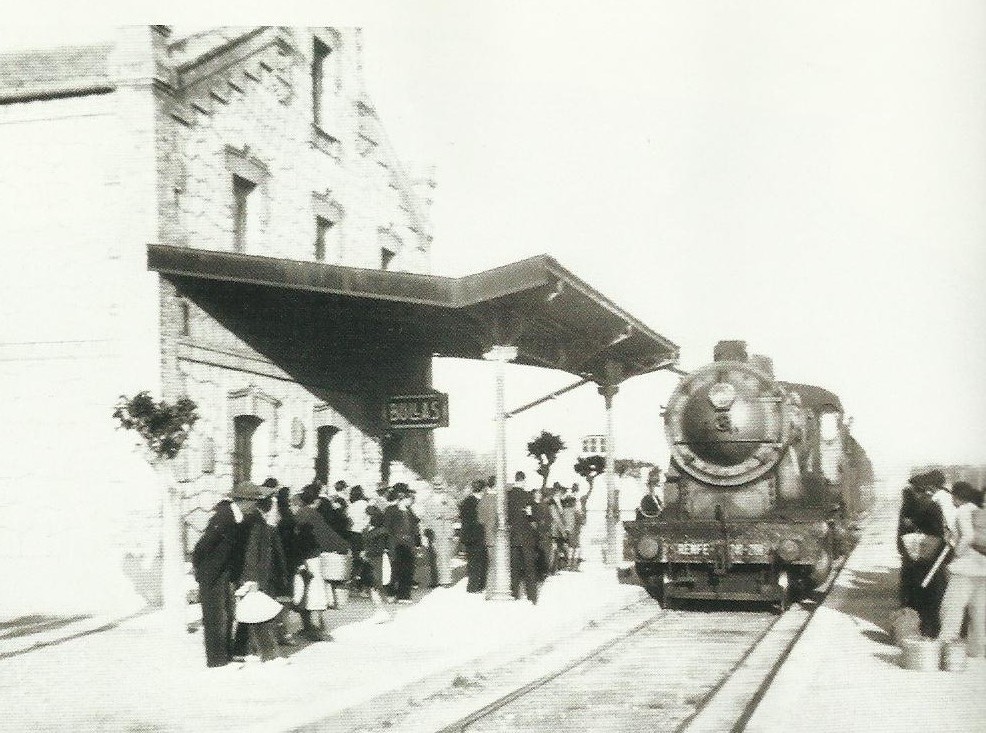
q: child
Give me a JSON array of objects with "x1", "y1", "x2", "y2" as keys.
[{"x1": 362, "y1": 506, "x2": 394, "y2": 623}]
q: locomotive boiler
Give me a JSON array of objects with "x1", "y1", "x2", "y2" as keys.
[{"x1": 624, "y1": 340, "x2": 871, "y2": 609}]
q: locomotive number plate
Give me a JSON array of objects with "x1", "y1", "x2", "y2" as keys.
[
  {"x1": 675, "y1": 542, "x2": 711, "y2": 555},
  {"x1": 673, "y1": 542, "x2": 769, "y2": 557}
]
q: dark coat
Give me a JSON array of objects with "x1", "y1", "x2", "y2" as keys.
[
  {"x1": 478, "y1": 491, "x2": 499, "y2": 548},
  {"x1": 362, "y1": 525, "x2": 393, "y2": 559},
  {"x1": 637, "y1": 494, "x2": 662, "y2": 520},
  {"x1": 459, "y1": 494, "x2": 484, "y2": 546},
  {"x1": 507, "y1": 487, "x2": 538, "y2": 548},
  {"x1": 318, "y1": 496, "x2": 352, "y2": 537},
  {"x1": 294, "y1": 504, "x2": 350, "y2": 560},
  {"x1": 192, "y1": 500, "x2": 247, "y2": 586},
  {"x1": 277, "y1": 513, "x2": 298, "y2": 570},
  {"x1": 897, "y1": 486, "x2": 946, "y2": 557},
  {"x1": 384, "y1": 505, "x2": 420, "y2": 549},
  {"x1": 239, "y1": 514, "x2": 291, "y2": 598}
]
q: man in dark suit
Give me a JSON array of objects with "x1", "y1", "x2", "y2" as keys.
[
  {"x1": 191, "y1": 481, "x2": 265, "y2": 667},
  {"x1": 383, "y1": 484, "x2": 420, "y2": 603},
  {"x1": 459, "y1": 479, "x2": 487, "y2": 593},
  {"x1": 507, "y1": 471, "x2": 539, "y2": 604},
  {"x1": 478, "y1": 476, "x2": 499, "y2": 578}
]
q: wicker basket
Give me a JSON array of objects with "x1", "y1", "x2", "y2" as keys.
[{"x1": 319, "y1": 551, "x2": 352, "y2": 582}]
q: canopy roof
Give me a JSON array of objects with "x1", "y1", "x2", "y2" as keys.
[{"x1": 148, "y1": 245, "x2": 679, "y2": 385}]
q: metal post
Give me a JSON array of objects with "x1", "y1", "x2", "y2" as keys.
[
  {"x1": 484, "y1": 345, "x2": 517, "y2": 601},
  {"x1": 600, "y1": 360, "x2": 624, "y2": 564}
]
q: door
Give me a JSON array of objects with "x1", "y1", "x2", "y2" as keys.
[
  {"x1": 314, "y1": 425, "x2": 340, "y2": 485},
  {"x1": 233, "y1": 415, "x2": 263, "y2": 487}
]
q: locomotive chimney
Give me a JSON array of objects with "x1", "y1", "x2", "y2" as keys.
[{"x1": 713, "y1": 340, "x2": 748, "y2": 362}]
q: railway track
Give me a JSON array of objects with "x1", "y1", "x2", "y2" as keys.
[
  {"x1": 333, "y1": 556, "x2": 846, "y2": 733},
  {"x1": 432, "y1": 558, "x2": 845, "y2": 733},
  {"x1": 440, "y1": 608, "x2": 774, "y2": 732}
]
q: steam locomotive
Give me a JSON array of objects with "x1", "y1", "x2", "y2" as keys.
[{"x1": 624, "y1": 340, "x2": 873, "y2": 610}]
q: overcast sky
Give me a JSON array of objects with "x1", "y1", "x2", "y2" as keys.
[
  {"x1": 3, "y1": 3, "x2": 984, "y2": 476},
  {"x1": 357, "y1": 3, "x2": 986, "y2": 475}
]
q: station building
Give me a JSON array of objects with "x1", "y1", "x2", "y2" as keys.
[
  {"x1": 0, "y1": 25, "x2": 678, "y2": 615},
  {"x1": 0, "y1": 25, "x2": 436, "y2": 612}
]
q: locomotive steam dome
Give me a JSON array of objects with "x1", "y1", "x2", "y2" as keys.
[{"x1": 665, "y1": 346, "x2": 793, "y2": 487}]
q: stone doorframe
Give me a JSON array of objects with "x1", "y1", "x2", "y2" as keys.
[{"x1": 227, "y1": 385, "x2": 281, "y2": 483}]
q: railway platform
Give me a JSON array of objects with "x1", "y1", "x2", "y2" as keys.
[
  {"x1": 743, "y1": 497, "x2": 985, "y2": 732},
  {"x1": 0, "y1": 558, "x2": 649, "y2": 732}
]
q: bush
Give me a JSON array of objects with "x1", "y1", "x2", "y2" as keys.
[{"x1": 112, "y1": 391, "x2": 199, "y2": 460}]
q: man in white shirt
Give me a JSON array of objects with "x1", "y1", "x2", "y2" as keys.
[{"x1": 927, "y1": 470, "x2": 958, "y2": 538}]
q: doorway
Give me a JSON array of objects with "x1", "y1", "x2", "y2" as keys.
[
  {"x1": 233, "y1": 414, "x2": 263, "y2": 487},
  {"x1": 314, "y1": 425, "x2": 340, "y2": 485}
]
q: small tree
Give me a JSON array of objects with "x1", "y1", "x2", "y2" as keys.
[
  {"x1": 113, "y1": 391, "x2": 199, "y2": 622},
  {"x1": 574, "y1": 454, "x2": 606, "y2": 512},
  {"x1": 527, "y1": 430, "x2": 566, "y2": 490}
]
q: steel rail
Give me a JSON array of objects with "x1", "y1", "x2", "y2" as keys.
[
  {"x1": 679, "y1": 553, "x2": 849, "y2": 733},
  {"x1": 438, "y1": 554, "x2": 848, "y2": 733},
  {"x1": 435, "y1": 609, "x2": 667, "y2": 733}
]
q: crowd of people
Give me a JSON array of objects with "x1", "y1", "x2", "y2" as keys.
[
  {"x1": 192, "y1": 476, "x2": 432, "y2": 668},
  {"x1": 895, "y1": 469, "x2": 986, "y2": 658},
  {"x1": 458, "y1": 471, "x2": 587, "y2": 604},
  {"x1": 190, "y1": 470, "x2": 588, "y2": 668}
]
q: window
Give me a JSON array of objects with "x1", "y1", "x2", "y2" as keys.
[
  {"x1": 582, "y1": 436, "x2": 607, "y2": 454},
  {"x1": 315, "y1": 216, "x2": 335, "y2": 262},
  {"x1": 312, "y1": 38, "x2": 331, "y2": 128},
  {"x1": 381, "y1": 247, "x2": 396, "y2": 270},
  {"x1": 232, "y1": 175, "x2": 256, "y2": 252}
]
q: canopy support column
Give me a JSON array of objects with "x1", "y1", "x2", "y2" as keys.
[
  {"x1": 483, "y1": 344, "x2": 517, "y2": 601},
  {"x1": 599, "y1": 360, "x2": 625, "y2": 564}
]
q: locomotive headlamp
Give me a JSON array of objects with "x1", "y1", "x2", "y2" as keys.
[
  {"x1": 777, "y1": 538, "x2": 802, "y2": 562},
  {"x1": 637, "y1": 537, "x2": 661, "y2": 560},
  {"x1": 708, "y1": 382, "x2": 737, "y2": 409}
]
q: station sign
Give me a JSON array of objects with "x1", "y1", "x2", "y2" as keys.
[{"x1": 384, "y1": 393, "x2": 449, "y2": 429}]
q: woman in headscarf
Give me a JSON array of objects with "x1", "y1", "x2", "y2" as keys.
[
  {"x1": 897, "y1": 472, "x2": 948, "y2": 636},
  {"x1": 292, "y1": 483, "x2": 350, "y2": 641},
  {"x1": 236, "y1": 492, "x2": 291, "y2": 663}
]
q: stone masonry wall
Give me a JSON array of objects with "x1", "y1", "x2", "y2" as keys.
[
  {"x1": 152, "y1": 27, "x2": 436, "y2": 550},
  {"x1": 158, "y1": 26, "x2": 430, "y2": 272}
]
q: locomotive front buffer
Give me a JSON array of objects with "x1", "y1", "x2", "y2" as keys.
[{"x1": 624, "y1": 517, "x2": 836, "y2": 611}]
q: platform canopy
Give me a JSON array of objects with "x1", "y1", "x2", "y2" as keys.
[{"x1": 147, "y1": 244, "x2": 679, "y2": 385}]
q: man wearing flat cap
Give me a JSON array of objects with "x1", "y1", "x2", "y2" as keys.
[{"x1": 191, "y1": 480, "x2": 269, "y2": 667}]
